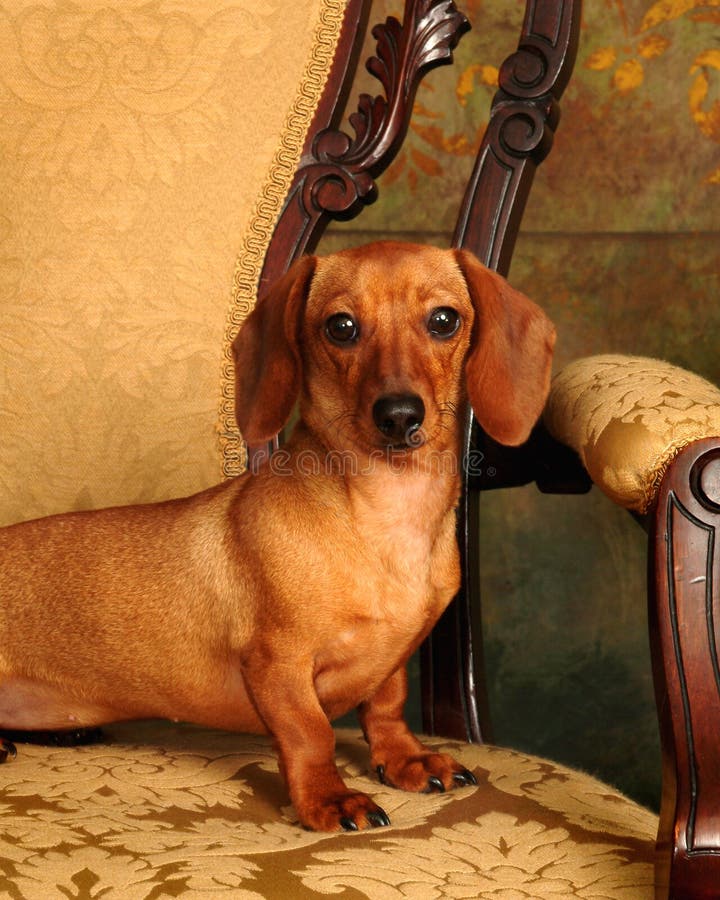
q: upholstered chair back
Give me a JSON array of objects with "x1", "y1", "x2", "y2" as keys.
[{"x1": 0, "y1": 0, "x2": 346, "y2": 526}]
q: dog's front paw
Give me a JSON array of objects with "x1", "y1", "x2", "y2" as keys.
[
  {"x1": 376, "y1": 752, "x2": 477, "y2": 794},
  {"x1": 298, "y1": 791, "x2": 391, "y2": 832}
]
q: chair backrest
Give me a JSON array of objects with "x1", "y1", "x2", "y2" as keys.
[
  {"x1": 0, "y1": 0, "x2": 368, "y2": 526},
  {"x1": 420, "y1": 0, "x2": 583, "y2": 742}
]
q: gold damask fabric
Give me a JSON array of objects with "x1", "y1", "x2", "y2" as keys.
[
  {"x1": 0, "y1": 722, "x2": 656, "y2": 898},
  {"x1": 0, "y1": 0, "x2": 346, "y2": 526},
  {"x1": 545, "y1": 354, "x2": 720, "y2": 513}
]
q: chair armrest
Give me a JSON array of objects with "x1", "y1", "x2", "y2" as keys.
[
  {"x1": 546, "y1": 355, "x2": 720, "y2": 897},
  {"x1": 649, "y1": 437, "x2": 720, "y2": 900},
  {"x1": 544, "y1": 355, "x2": 720, "y2": 514}
]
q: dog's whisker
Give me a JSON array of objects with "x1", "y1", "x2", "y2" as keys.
[{"x1": 438, "y1": 403, "x2": 460, "y2": 421}]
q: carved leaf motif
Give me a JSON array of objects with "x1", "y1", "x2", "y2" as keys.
[
  {"x1": 411, "y1": 1, "x2": 469, "y2": 80},
  {"x1": 367, "y1": 16, "x2": 402, "y2": 100},
  {"x1": 308, "y1": 0, "x2": 469, "y2": 203}
]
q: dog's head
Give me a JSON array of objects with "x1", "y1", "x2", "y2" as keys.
[{"x1": 233, "y1": 241, "x2": 555, "y2": 455}]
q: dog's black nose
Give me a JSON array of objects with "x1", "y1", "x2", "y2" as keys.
[{"x1": 372, "y1": 394, "x2": 425, "y2": 446}]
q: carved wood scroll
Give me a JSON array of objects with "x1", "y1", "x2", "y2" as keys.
[
  {"x1": 453, "y1": 0, "x2": 581, "y2": 274},
  {"x1": 258, "y1": 0, "x2": 470, "y2": 298},
  {"x1": 651, "y1": 438, "x2": 720, "y2": 900},
  {"x1": 422, "y1": 0, "x2": 582, "y2": 744}
]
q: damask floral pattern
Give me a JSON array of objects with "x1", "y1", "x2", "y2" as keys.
[
  {"x1": 0, "y1": 0, "x2": 341, "y2": 525},
  {"x1": 0, "y1": 3, "x2": 271, "y2": 185},
  {"x1": 0, "y1": 724, "x2": 655, "y2": 898},
  {"x1": 545, "y1": 355, "x2": 720, "y2": 512}
]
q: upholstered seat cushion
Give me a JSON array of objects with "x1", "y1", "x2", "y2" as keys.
[
  {"x1": 544, "y1": 354, "x2": 720, "y2": 513},
  {"x1": 0, "y1": 722, "x2": 655, "y2": 897}
]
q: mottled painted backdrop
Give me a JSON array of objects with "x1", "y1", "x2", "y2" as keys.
[{"x1": 325, "y1": 0, "x2": 720, "y2": 809}]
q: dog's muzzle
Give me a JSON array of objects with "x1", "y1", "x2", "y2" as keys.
[{"x1": 372, "y1": 394, "x2": 426, "y2": 448}]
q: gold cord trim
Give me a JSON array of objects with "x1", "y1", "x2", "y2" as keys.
[{"x1": 218, "y1": 0, "x2": 348, "y2": 478}]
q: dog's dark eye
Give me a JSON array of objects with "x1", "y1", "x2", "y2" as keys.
[
  {"x1": 325, "y1": 313, "x2": 359, "y2": 345},
  {"x1": 427, "y1": 307, "x2": 460, "y2": 339}
]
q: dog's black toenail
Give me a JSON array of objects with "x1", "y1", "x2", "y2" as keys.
[
  {"x1": 375, "y1": 765, "x2": 398, "y2": 789},
  {"x1": 453, "y1": 769, "x2": 477, "y2": 786},
  {"x1": 453, "y1": 769, "x2": 478, "y2": 786},
  {"x1": 368, "y1": 809, "x2": 391, "y2": 828},
  {"x1": 340, "y1": 816, "x2": 359, "y2": 832},
  {"x1": 425, "y1": 776, "x2": 446, "y2": 794}
]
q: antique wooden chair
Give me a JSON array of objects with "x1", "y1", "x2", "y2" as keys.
[{"x1": 1, "y1": 0, "x2": 718, "y2": 897}]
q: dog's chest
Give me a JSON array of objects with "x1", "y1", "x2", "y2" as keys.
[
  {"x1": 347, "y1": 469, "x2": 459, "y2": 597},
  {"x1": 312, "y1": 537, "x2": 454, "y2": 718},
  {"x1": 310, "y1": 480, "x2": 459, "y2": 715},
  {"x1": 326, "y1": 493, "x2": 458, "y2": 632}
]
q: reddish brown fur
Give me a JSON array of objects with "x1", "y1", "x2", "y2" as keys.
[{"x1": 0, "y1": 241, "x2": 554, "y2": 831}]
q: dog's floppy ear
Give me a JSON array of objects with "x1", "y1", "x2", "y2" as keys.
[
  {"x1": 233, "y1": 255, "x2": 317, "y2": 444},
  {"x1": 455, "y1": 249, "x2": 556, "y2": 447}
]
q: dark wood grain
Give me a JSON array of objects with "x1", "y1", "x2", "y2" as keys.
[
  {"x1": 453, "y1": 0, "x2": 581, "y2": 273},
  {"x1": 650, "y1": 438, "x2": 720, "y2": 900},
  {"x1": 421, "y1": 408, "x2": 490, "y2": 741},
  {"x1": 421, "y1": 0, "x2": 582, "y2": 744}
]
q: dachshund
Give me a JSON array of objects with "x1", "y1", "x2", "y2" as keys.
[{"x1": 0, "y1": 241, "x2": 555, "y2": 831}]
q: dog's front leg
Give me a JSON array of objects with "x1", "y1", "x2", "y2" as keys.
[
  {"x1": 243, "y1": 656, "x2": 390, "y2": 832},
  {"x1": 358, "y1": 666, "x2": 478, "y2": 793}
]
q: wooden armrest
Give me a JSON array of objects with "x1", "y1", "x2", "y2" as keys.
[{"x1": 650, "y1": 437, "x2": 720, "y2": 900}]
